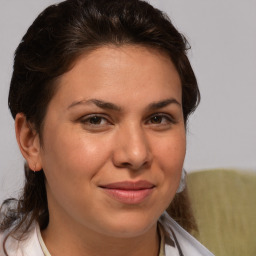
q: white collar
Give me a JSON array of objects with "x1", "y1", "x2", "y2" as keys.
[
  {"x1": 159, "y1": 211, "x2": 215, "y2": 256},
  {"x1": 36, "y1": 224, "x2": 51, "y2": 256}
]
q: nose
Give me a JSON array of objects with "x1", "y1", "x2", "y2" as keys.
[{"x1": 112, "y1": 124, "x2": 152, "y2": 171}]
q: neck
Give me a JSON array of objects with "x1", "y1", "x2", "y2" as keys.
[{"x1": 41, "y1": 219, "x2": 160, "y2": 256}]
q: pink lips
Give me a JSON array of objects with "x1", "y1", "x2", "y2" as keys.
[{"x1": 99, "y1": 180, "x2": 155, "y2": 204}]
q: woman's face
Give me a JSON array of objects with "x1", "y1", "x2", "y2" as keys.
[{"x1": 39, "y1": 45, "x2": 186, "y2": 237}]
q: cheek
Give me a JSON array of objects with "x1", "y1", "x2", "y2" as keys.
[
  {"x1": 155, "y1": 131, "x2": 186, "y2": 169},
  {"x1": 152, "y1": 131, "x2": 186, "y2": 194},
  {"x1": 40, "y1": 128, "x2": 114, "y2": 218},
  {"x1": 40, "y1": 126, "x2": 112, "y2": 190}
]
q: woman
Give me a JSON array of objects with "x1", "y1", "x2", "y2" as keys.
[{"x1": 0, "y1": 0, "x2": 214, "y2": 255}]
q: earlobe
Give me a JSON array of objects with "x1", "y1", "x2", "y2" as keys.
[{"x1": 15, "y1": 113, "x2": 42, "y2": 171}]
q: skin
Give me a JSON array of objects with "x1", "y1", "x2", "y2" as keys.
[{"x1": 16, "y1": 45, "x2": 186, "y2": 256}]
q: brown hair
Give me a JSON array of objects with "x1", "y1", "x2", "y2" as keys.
[{"x1": 1, "y1": 0, "x2": 199, "y2": 252}]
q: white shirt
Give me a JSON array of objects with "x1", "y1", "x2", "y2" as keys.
[
  {"x1": 159, "y1": 211, "x2": 214, "y2": 256},
  {"x1": 0, "y1": 212, "x2": 214, "y2": 256}
]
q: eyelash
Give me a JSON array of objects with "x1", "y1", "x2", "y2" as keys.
[
  {"x1": 80, "y1": 114, "x2": 111, "y2": 126},
  {"x1": 79, "y1": 113, "x2": 176, "y2": 129},
  {"x1": 146, "y1": 113, "x2": 176, "y2": 126}
]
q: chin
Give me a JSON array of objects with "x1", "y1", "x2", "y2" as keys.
[{"x1": 97, "y1": 211, "x2": 159, "y2": 238}]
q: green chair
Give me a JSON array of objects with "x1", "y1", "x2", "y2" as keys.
[{"x1": 187, "y1": 169, "x2": 256, "y2": 256}]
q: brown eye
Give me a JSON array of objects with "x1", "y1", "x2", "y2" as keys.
[
  {"x1": 146, "y1": 114, "x2": 175, "y2": 126},
  {"x1": 150, "y1": 116, "x2": 163, "y2": 124},
  {"x1": 80, "y1": 115, "x2": 109, "y2": 126},
  {"x1": 89, "y1": 116, "x2": 103, "y2": 125}
]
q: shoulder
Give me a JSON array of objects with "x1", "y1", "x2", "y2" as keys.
[
  {"x1": 159, "y1": 212, "x2": 215, "y2": 256},
  {"x1": 0, "y1": 224, "x2": 44, "y2": 256}
]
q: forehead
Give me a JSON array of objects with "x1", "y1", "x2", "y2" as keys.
[{"x1": 51, "y1": 45, "x2": 182, "y2": 108}]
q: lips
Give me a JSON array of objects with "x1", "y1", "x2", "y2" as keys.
[
  {"x1": 100, "y1": 180, "x2": 155, "y2": 190},
  {"x1": 99, "y1": 180, "x2": 155, "y2": 204}
]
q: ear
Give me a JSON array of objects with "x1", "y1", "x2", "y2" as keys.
[{"x1": 15, "y1": 113, "x2": 42, "y2": 171}]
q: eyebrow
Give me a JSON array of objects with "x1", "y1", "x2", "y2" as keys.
[
  {"x1": 147, "y1": 98, "x2": 181, "y2": 110},
  {"x1": 67, "y1": 98, "x2": 180, "y2": 111},
  {"x1": 67, "y1": 99, "x2": 121, "y2": 111}
]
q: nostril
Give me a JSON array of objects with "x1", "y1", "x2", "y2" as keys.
[
  {"x1": 121, "y1": 162, "x2": 131, "y2": 167},
  {"x1": 112, "y1": 136, "x2": 152, "y2": 170},
  {"x1": 119, "y1": 159, "x2": 150, "y2": 170}
]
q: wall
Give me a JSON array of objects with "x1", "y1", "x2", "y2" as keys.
[{"x1": 0, "y1": 0, "x2": 255, "y2": 203}]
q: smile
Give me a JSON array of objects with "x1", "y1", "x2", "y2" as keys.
[{"x1": 99, "y1": 180, "x2": 155, "y2": 204}]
